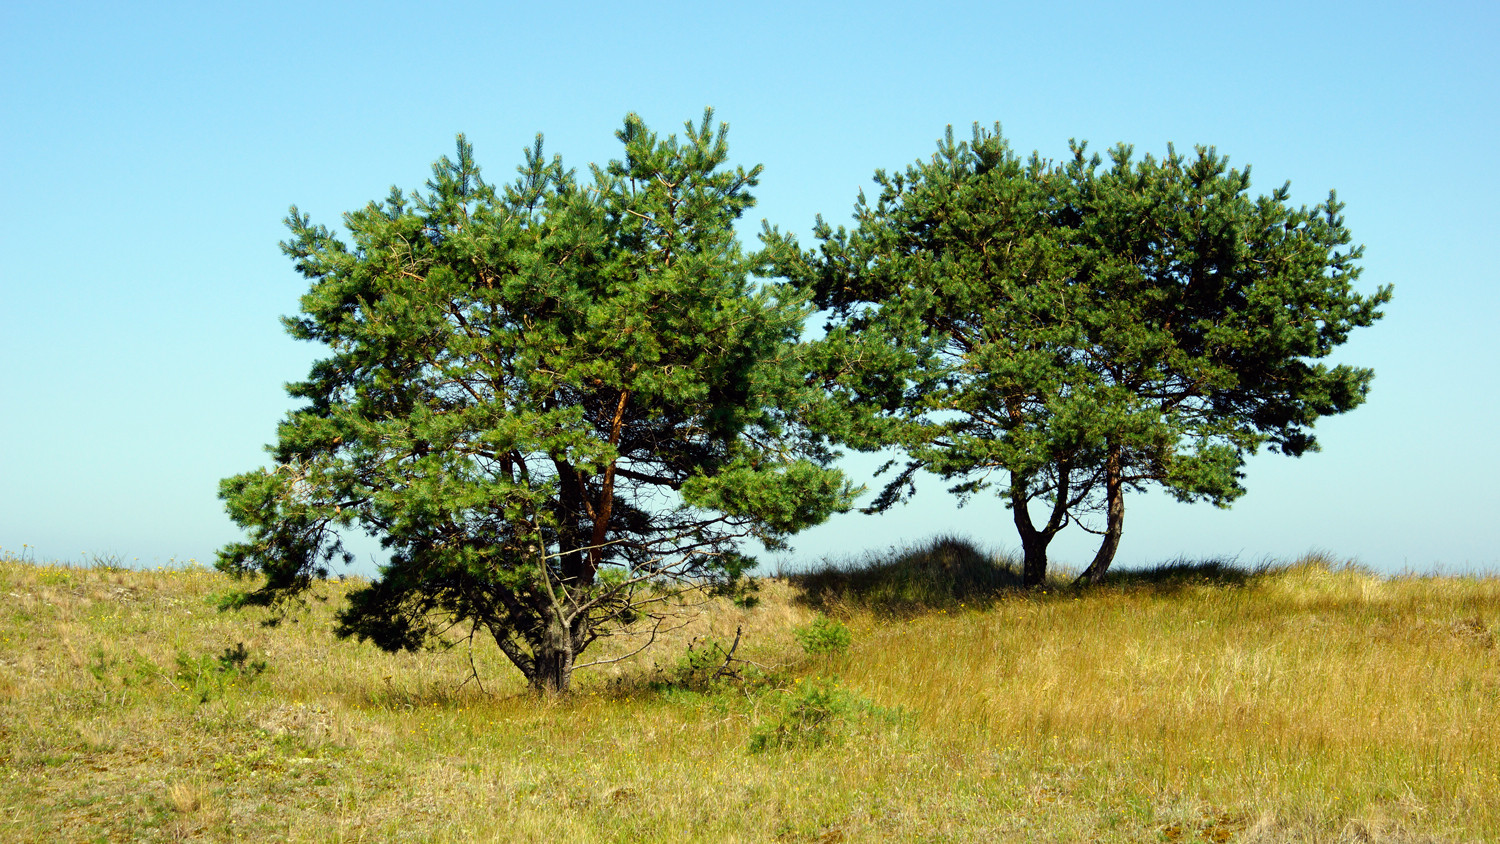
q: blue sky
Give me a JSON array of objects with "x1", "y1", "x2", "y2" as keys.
[{"x1": 2, "y1": 1, "x2": 1496, "y2": 574}]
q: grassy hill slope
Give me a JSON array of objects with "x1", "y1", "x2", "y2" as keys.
[{"x1": 1, "y1": 541, "x2": 1496, "y2": 843}]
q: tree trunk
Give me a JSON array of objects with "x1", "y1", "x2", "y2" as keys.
[
  {"x1": 489, "y1": 612, "x2": 584, "y2": 695},
  {"x1": 1014, "y1": 498, "x2": 1052, "y2": 589},
  {"x1": 1011, "y1": 465, "x2": 1071, "y2": 589},
  {"x1": 531, "y1": 647, "x2": 574, "y2": 694},
  {"x1": 530, "y1": 616, "x2": 577, "y2": 694},
  {"x1": 1076, "y1": 444, "x2": 1124, "y2": 585}
]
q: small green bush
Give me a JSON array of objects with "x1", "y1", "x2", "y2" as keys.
[
  {"x1": 671, "y1": 636, "x2": 732, "y2": 686},
  {"x1": 793, "y1": 616, "x2": 852, "y2": 657},
  {"x1": 748, "y1": 677, "x2": 904, "y2": 753},
  {"x1": 748, "y1": 677, "x2": 853, "y2": 752},
  {"x1": 650, "y1": 634, "x2": 781, "y2": 696},
  {"x1": 174, "y1": 642, "x2": 267, "y2": 703}
]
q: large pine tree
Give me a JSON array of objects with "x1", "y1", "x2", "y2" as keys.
[
  {"x1": 781, "y1": 124, "x2": 1390, "y2": 586},
  {"x1": 218, "y1": 112, "x2": 853, "y2": 692}
]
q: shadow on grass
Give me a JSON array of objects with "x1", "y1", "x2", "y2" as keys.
[
  {"x1": 1095, "y1": 556, "x2": 1261, "y2": 592},
  {"x1": 790, "y1": 535, "x2": 1024, "y2": 616},
  {"x1": 788, "y1": 538, "x2": 1315, "y2": 615},
  {"x1": 1098, "y1": 551, "x2": 1376, "y2": 594}
]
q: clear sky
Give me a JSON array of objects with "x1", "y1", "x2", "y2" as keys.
[{"x1": 2, "y1": 1, "x2": 1496, "y2": 575}]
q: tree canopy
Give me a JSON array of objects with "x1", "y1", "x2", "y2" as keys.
[
  {"x1": 783, "y1": 124, "x2": 1390, "y2": 586},
  {"x1": 217, "y1": 112, "x2": 854, "y2": 693}
]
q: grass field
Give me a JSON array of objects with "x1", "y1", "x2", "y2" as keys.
[{"x1": 1, "y1": 540, "x2": 1496, "y2": 843}]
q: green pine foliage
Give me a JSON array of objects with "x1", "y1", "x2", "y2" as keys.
[
  {"x1": 216, "y1": 111, "x2": 855, "y2": 694},
  {"x1": 778, "y1": 124, "x2": 1390, "y2": 587}
]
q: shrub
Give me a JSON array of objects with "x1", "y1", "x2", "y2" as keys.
[
  {"x1": 748, "y1": 677, "x2": 904, "y2": 753},
  {"x1": 173, "y1": 643, "x2": 267, "y2": 704},
  {"x1": 793, "y1": 616, "x2": 851, "y2": 657},
  {"x1": 649, "y1": 631, "x2": 782, "y2": 696},
  {"x1": 748, "y1": 677, "x2": 855, "y2": 752}
]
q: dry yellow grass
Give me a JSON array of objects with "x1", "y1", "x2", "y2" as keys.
[{"x1": 0, "y1": 546, "x2": 1495, "y2": 842}]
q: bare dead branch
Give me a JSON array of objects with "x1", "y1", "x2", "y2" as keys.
[{"x1": 572, "y1": 616, "x2": 667, "y2": 669}]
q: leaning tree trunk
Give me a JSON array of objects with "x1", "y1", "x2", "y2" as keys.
[{"x1": 1076, "y1": 444, "x2": 1124, "y2": 585}]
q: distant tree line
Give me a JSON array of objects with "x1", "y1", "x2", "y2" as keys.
[{"x1": 217, "y1": 111, "x2": 1389, "y2": 692}]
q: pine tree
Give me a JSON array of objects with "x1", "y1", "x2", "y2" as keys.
[
  {"x1": 783, "y1": 124, "x2": 1390, "y2": 586},
  {"x1": 218, "y1": 112, "x2": 853, "y2": 692}
]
